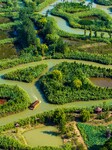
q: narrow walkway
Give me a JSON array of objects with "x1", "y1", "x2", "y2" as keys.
[{"x1": 73, "y1": 122, "x2": 87, "y2": 150}]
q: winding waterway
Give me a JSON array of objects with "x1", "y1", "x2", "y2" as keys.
[
  {"x1": 39, "y1": 0, "x2": 112, "y2": 37},
  {"x1": 0, "y1": 59, "x2": 112, "y2": 126}
]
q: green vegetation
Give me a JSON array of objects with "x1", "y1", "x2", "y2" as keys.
[
  {"x1": 40, "y1": 62, "x2": 112, "y2": 104},
  {"x1": 80, "y1": 109, "x2": 90, "y2": 122},
  {"x1": 0, "y1": 84, "x2": 30, "y2": 117},
  {"x1": 3, "y1": 64, "x2": 48, "y2": 82},
  {"x1": 1, "y1": 1, "x2": 112, "y2": 150},
  {"x1": 0, "y1": 54, "x2": 42, "y2": 71},
  {"x1": 0, "y1": 135, "x2": 62, "y2": 150},
  {"x1": 100, "y1": 137, "x2": 112, "y2": 150},
  {"x1": 51, "y1": 2, "x2": 112, "y2": 32},
  {"x1": 95, "y1": 0, "x2": 112, "y2": 6},
  {"x1": 77, "y1": 123, "x2": 112, "y2": 150}
]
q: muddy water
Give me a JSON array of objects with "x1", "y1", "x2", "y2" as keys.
[
  {"x1": 23, "y1": 126, "x2": 63, "y2": 147},
  {"x1": 90, "y1": 77, "x2": 112, "y2": 88},
  {"x1": 0, "y1": 59, "x2": 112, "y2": 126}
]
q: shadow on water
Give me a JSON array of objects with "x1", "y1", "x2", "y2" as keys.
[
  {"x1": 108, "y1": 7, "x2": 112, "y2": 13},
  {"x1": 35, "y1": 80, "x2": 49, "y2": 104},
  {"x1": 42, "y1": 130, "x2": 60, "y2": 136}
]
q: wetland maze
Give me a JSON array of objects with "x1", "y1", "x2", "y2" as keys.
[{"x1": 0, "y1": 0, "x2": 112, "y2": 149}]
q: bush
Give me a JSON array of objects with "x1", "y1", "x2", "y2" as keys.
[
  {"x1": 40, "y1": 62, "x2": 112, "y2": 104},
  {"x1": 0, "y1": 84, "x2": 30, "y2": 117},
  {"x1": 0, "y1": 54, "x2": 42, "y2": 71},
  {"x1": 3, "y1": 64, "x2": 48, "y2": 82},
  {"x1": 80, "y1": 109, "x2": 90, "y2": 122}
]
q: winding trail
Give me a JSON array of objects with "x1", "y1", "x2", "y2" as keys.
[{"x1": 0, "y1": 59, "x2": 112, "y2": 126}]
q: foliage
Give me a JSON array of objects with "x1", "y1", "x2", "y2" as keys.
[
  {"x1": 36, "y1": 0, "x2": 56, "y2": 11},
  {"x1": 80, "y1": 109, "x2": 90, "y2": 122},
  {"x1": 0, "y1": 84, "x2": 30, "y2": 117},
  {"x1": 53, "y1": 51, "x2": 112, "y2": 65},
  {"x1": 73, "y1": 79, "x2": 82, "y2": 89},
  {"x1": 0, "y1": 135, "x2": 62, "y2": 150},
  {"x1": 53, "y1": 109, "x2": 66, "y2": 134},
  {"x1": 40, "y1": 62, "x2": 112, "y2": 104},
  {"x1": 51, "y1": 2, "x2": 112, "y2": 32},
  {"x1": 95, "y1": 0, "x2": 112, "y2": 6},
  {"x1": 0, "y1": 54, "x2": 42, "y2": 71},
  {"x1": 77, "y1": 123, "x2": 112, "y2": 149},
  {"x1": 3, "y1": 64, "x2": 48, "y2": 82},
  {"x1": 17, "y1": 9, "x2": 37, "y2": 49},
  {"x1": 100, "y1": 137, "x2": 112, "y2": 150},
  {"x1": 0, "y1": 21, "x2": 20, "y2": 30},
  {"x1": 51, "y1": 70, "x2": 62, "y2": 81}
]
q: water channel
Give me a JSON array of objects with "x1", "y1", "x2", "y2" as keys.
[
  {"x1": 0, "y1": 0, "x2": 112, "y2": 126},
  {"x1": 39, "y1": 0, "x2": 112, "y2": 37},
  {"x1": 0, "y1": 59, "x2": 112, "y2": 126},
  {"x1": 0, "y1": 1, "x2": 112, "y2": 146}
]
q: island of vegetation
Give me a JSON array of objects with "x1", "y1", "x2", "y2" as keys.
[
  {"x1": 40, "y1": 62, "x2": 112, "y2": 104},
  {"x1": 0, "y1": 0, "x2": 112, "y2": 149},
  {"x1": 3, "y1": 64, "x2": 48, "y2": 82}
]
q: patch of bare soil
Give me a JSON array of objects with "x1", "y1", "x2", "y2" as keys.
[
  {"x1": 79, "y1": 42, "x2": 106, "y2": 49},
  {"x1": 74, "y1": 122, "x2": 87, "y2": 150}
]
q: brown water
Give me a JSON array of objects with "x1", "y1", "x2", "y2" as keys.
[
  {"x1": 90, "y1": 77, "x2": 112, "y2": 88},
  {"x1": 23, "y1": 126, "x2": 63, "y2": 147}
]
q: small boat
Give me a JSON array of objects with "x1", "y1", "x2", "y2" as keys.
[{"x1": 29, "y1": 100, "x2": 41, "y2": 110}]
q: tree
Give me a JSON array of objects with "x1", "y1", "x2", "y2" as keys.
[
  {"x1": 108, "y1": 31, "x2": 112, "y2": 38},
  {"x1": 80, "y1": 109, "x2": 90, "y2": 122},
  {"x1": 52, "y1": 70, "x2": 62, "y2": 81},
  {"x1": 37, "y1": 17, "x2": 47, "y2": 29},
  {"x1": 94, "y1": 30, "x2": 97, "y2": 38},
  {"x1": 43, "y1": 19, "x2": 56, "y2": 35},
  {"x1": 17, "y1": 10, "x2": 37, "y2": 49},
  {"x1": 55, "y1": 39, "x2": 69, "y2": 54},
  {"x1": 89, "y1": 28, "x2": 92, "y2": 38},
  {"x1": 41, "y1": 44, "x2": 48, "y2": 56},
  {"x1": 59, "y1": 111, "x2": 66, "y2": 134},
  {"x1": 84, "y1": 25, "x2": 86, "y2": 36},
  {"x1": 45, "y1": 33, "x2": 59, "y2": 45},
  {"x1": 73, "y1": 79, "x2": 82, "y2": 89},
  {"x1": 54, "y1": 109, "x2": 66, "y2": 134},
  {"x1": 101, "y1": 32, "x2": 104, "y2": 38}
]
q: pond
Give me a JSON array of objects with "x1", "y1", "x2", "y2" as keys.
[
  {"x1": 90, "y1": 77, "x2": 112, "y2": 88},
  {"x1": 23, "y1": 126, "x2": 63, "y2": 147}
]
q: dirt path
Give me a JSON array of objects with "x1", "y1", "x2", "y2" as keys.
[
  {"x1": 79, "y1": 42, "x2": 106, "y2": 49},
  {"x1": 73, "y1": 122, "x2": 87, "y2": 150}
]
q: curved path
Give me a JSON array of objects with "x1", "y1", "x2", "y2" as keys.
[
  {"x1": 0, "y1": 0, "x2": 112, "y2": 126},
  {"x1": 0, "y1": 59, "x2": 112, "y2": 126},
  {"x1": 39, "y1": 0, "x2": 112, "y2": 37}
]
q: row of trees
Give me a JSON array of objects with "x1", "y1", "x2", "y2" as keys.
[
  {"x1": 0, "y1": 54, "x2": 42, "y2": 71},
  {"x1": 3, "y1": 64, "x2": 47, "y2": 82},
  {"x1": 53, "y1": 51, "x2": 112, "y2": 65}
]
